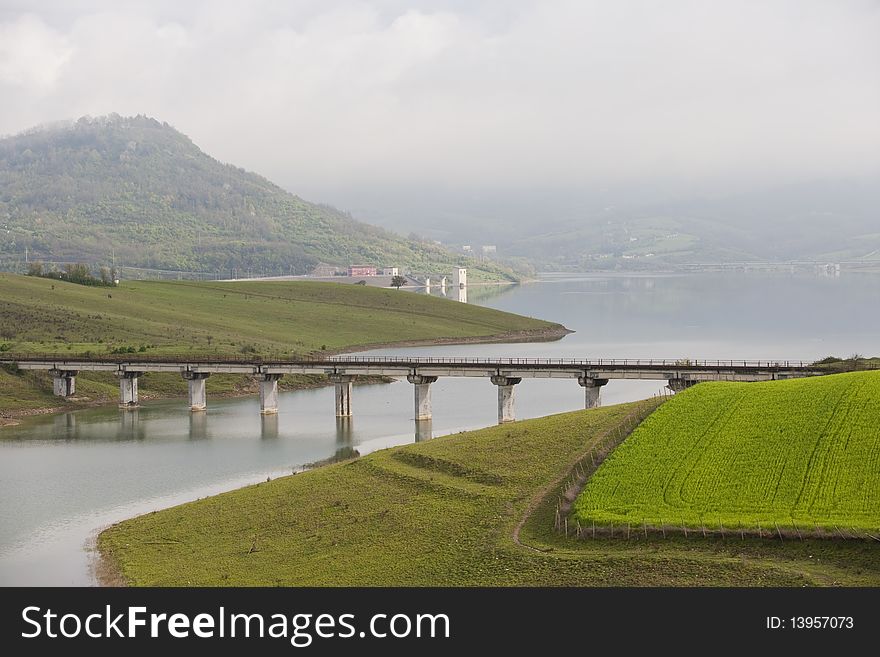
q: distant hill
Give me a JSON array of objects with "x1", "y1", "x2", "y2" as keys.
[
  {"x1": 351, "y1": 180, "x2": 880, "y2": 271},
  {"x1": 510, "y1": 182, "x2": 880, "y2": 270},
  {"x1": 0, "y1": 115, "x2": 523, "y2": 281}
]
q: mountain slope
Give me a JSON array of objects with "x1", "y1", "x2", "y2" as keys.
[{"x1": 0, "y1": 115, "x2": 522, "y2": 280}]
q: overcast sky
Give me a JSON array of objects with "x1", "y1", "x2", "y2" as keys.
[{"x1": 1, "y1": 0, "x2": 879, "y2": 211}]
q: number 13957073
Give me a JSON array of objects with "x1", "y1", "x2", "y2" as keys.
[{"x1": 766, "y1": 616, "x2": 854, "y2": 630}]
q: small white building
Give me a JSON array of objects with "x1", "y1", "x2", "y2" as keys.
[
  {"x1": 462, "y1": 245, "x2": 472, "y2": 252},
  {"x1": 452, "y1": 267, "x2": 467, "y2": 288},
  {"x1": 481, "y1": 245, "x2": 496, "y2": 255},
  {"x1": 381, "y1": 267, "x2": 399, "y2": 276}
]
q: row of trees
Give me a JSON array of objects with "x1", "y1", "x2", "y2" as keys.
[{"x1": 26, "y1": 262, "x2": 118, "y2": 287}]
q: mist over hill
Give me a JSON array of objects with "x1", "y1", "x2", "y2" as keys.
[
  {"x1": 339, "y1": 180, "x2": 880, "y2": 271},
  {"x1": 0, "y1": 115, "x2": 523, "y2": 280}
]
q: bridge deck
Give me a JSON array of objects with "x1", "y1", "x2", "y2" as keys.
[{"x1": 1, "y1": 354, "x2": 825, "y2": 381}]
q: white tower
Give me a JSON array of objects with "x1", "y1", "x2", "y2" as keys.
[{"x1": 452, "y1": 268, "x2": 467, "y2": 289}]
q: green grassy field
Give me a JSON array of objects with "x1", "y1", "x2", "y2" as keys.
[
  {"x1": 99, "y1": 396, "x2": 880, "y2": 587},
  {"x1": 0, "y1": 273, "x2": 560, "y2": 357},
  {"x1": 573, "y1": 372, "x2": 880, "y2": 536},
  {"x1": 0, "y1": 273, "x2": 562, "y2": 416}
]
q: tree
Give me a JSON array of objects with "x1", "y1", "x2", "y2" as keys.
[
  {"x1": 63, "y1": 263, "x2": 92, "y2": 284},
  {"x1": 390, "y1": 275, "x2": 407, "y2": 289},
  {"x1": 27, "y1": 262, "x2": 43, "y2": 277}
]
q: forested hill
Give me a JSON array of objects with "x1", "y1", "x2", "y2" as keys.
[{"x1": 0, "y1": 115, "x2": 521, "y2": 281}]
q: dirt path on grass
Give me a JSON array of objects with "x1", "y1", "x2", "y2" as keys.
[{"x1": 511, "y1": 400, "x2": 661, "y2": 551}]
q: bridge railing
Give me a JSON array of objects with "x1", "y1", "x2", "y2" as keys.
[
  {"x1": 0, "y1": 352, "x2": 283, "y2": 365},
  {"x1": 0, "y1": 353, "x2": 840, "y2": 371},
  {"x1": 328, "y1": 356, "x2": 817, "y2": 369}
]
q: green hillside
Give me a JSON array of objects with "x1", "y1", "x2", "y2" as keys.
[
  {"x1": 0, "y1": 114, "x2": 523, "y2": 281},
  {"x1": 0, "y1": 273, "x2": 561, "y2": 358},
  {"x1": 0, "y1": 273, "x2": 564, "y2": 415},
  {"x1": 99, "y1": 398, "x2": 880, "y2": 586},
  {"x1": 573, "y1": 372, "x2": 880, "y2": 535}
]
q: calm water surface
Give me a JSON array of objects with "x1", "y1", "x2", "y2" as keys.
[{"x1": 1, "y1": 271, "x2": 878, "y2": 585}]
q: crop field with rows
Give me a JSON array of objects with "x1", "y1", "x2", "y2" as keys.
[{"x1": 573, "y1": 371, "x2": 880, "y2": 536}]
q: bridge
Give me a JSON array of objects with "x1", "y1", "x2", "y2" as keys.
[{"x1": 1, "y1": 355, "x2": 825, "y2": 424}]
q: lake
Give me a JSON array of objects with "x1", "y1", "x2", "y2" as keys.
[{"x1": 1, "y1": 271, "x2": 878, "y2": 585}]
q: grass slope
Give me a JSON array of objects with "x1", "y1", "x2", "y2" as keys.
[
  {"x1": 0, "y1": 273, "x2": 559, "y2": 357},
  {"x1": 573, "y1": 372, "x2": 880, "y2": 535},
  {"x1": 99, "y1": 399, "x2": 880, "y2": 587},
  {"x1": 0, "y1": 273, "x2": 562, "y2": 415}
]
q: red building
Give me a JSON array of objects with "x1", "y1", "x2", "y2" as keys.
[{"x1": 348, "y1": 265, "x2": 377, "y2": 277}]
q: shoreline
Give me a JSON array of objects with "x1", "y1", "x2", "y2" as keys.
[
  {"x1": 1, "y1": 325, "x2": 571, "y2": 429},
  {"x1": 322, "y1": 324, "x2": 572, "y2": 356}
]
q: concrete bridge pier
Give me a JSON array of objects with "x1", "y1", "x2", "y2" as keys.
[
  {"x1": 117, "y1": 371, "x2": 141, "y2": 409},
  {"x1": 491, "y1": 375, "x2": 522, "y2": 424},
  {"x1": 329, "y1": 374, "x2": 355, "y2": 417},
  {"x1": 182, "y1": 372, "x2": 210, "y2": 411},
  {"x1": 578, "y1": 376, "x2": 609, "y2": 409},
  {"x1": 407, "y1": 374, "x2": 438, "y2": 420},
  {"x1": 668, "y1": 378, "x2": 698, "y2": 393},
  {"x1": 50, "y1": 369, "x2": 77, "y2": 397},
  {"x1": 415, "y1": 419, "x2": 433, "y2": 442},
  {"x1": 259, "y1": 373, "x2": 284, "y2": 415}
]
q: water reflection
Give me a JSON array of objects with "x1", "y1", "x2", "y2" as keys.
[
  {"x1": 120, "y1": 409, "x2": 145, "y2": 441},
  {"x1": 334, "y1": 417, "x2": 359, "y2": 460},
  {"x1": 465, "y1": 283, "x2": 517, "y2": 305},
  {"x1": 435, "y1": 281, "x2": 470, "y2": 303},
  {"x1": 52, "y1": 412, "x2": 76, "y2": 434},
  {"x1": 335, "y1": 416, "x2": 353, "y2": 445},
  {"x1": 260, "y1": 413, "x2": 279, "y2": 440},
  {"x1": 333, "y1": 446, "x2": 360, "y2": 462},
  {"x1": 189, "y1": 411, "x2": 208, "y2": 440},
  {"x1": 292, "y1": 419, "x2": 360, "y2": 469}
]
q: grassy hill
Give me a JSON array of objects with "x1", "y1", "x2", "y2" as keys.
[
  {"x1": 0, "y1": 114, "x2": 523, "y2": 281},
  {"x1": 99, "y1": 395, "x2": 880, "y2": 586},
  {"x1": 0, "y1": 273, "x2": 560, "y2": 356},
  {"x1": 573, "y1": 372, "x2": 880, "y2": 536},
  {"x1": 0, "y1": 273, "x2": 564, "y2": 415}
]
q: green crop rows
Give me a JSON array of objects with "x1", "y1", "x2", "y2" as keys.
[{"x1": 573, "y1": 371, "x2": 880, "y2": 536}]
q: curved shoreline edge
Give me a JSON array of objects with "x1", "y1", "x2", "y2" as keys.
[{"x1": 326, "y1": 324, "x2": 573, "y2": 355}]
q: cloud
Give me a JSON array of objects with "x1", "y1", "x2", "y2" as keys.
[
  {"x1": 0, "y1": 0, "x2": 878, "y2": 203},
  {"x1": 0, "y1": 14, "x2": 72, "y2": 90}
]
